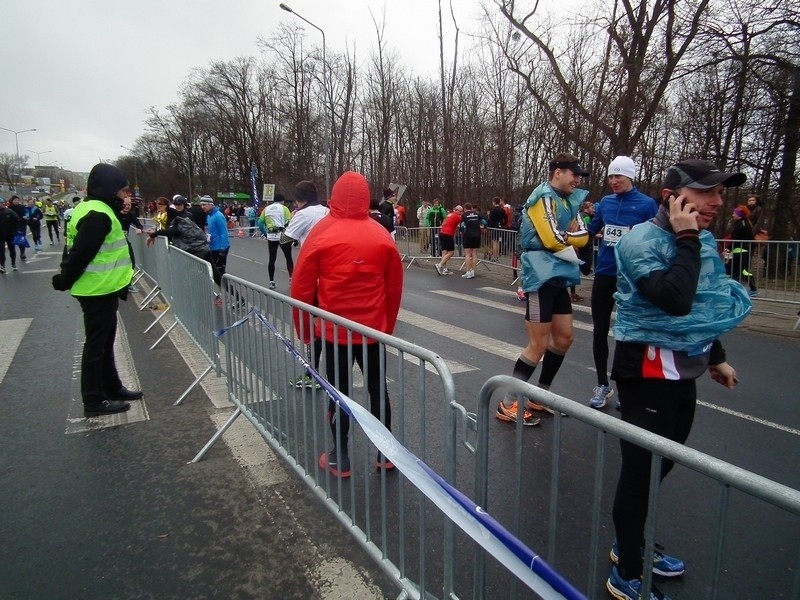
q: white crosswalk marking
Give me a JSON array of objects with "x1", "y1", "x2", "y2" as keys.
[
  {"x1": 385, "y1": 345, "x2": 476, "y2": 374},
  {"x1": 398, "y1": 309, "x2": 520, "y2": 360},
  {"x1": 430, "y1": 289, "x2": 598, "y2": 333},
  {"x1": 476, "y1": 285, "x2": 593, "y2": 316},
  {"x1": 0, "y1": 319, "x2": 33, "y2": 385}
]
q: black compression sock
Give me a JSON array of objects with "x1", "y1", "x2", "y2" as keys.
[
  {"x1": 538, "y1": 347, "x2": 566, "y2": 388},
  {"x1": 512, "y1": 355, "x2": 537, "y2": 382}
]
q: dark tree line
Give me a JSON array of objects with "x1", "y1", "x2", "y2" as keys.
[{"x1": 117, "y1": 0, "x2": 798, "y2": 237}]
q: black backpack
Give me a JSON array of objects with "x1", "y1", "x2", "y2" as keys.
[{"x1": 172, "y1": 216, "x2": 209, "y2": 254}]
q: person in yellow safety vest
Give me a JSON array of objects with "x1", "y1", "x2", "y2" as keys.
[
  {"x1": 43, "y1": 197, "x2": 61, "y2": 244},
  {"x1": 52, "y1": 163, "x2": 142, "y2": 418}
]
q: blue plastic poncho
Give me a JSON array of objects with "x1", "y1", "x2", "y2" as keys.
[
  {"x1": 519, "y1": 182, "x2": 589, "y2": 292},
  {"x1": 613, "y1": 221, "x2": 752, "y2": 352}
]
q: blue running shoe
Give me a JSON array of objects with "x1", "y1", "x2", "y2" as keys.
[
  {"x1": 610, "y1": 540, "x2": 685, "y2": 578},
  {"x1": 589, "y1": 384, "x2": 614, "y2": 409},
  {"x1": 607, "y1": 566, "x2": 669, "y2": 600}
]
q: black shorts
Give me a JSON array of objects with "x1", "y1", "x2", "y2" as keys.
[
  {"x1": 524, "y1": 282, "x2": 573, "y2": 323},
  {"x1": 463, "y1": 235, "x2": 481, "y2": 249},
  {"x1": 439, "y1": 233, "x2": 455, "y2": 252}
]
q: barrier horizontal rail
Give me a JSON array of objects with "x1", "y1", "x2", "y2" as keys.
[
  {"x1": 474, "y1": 375, "x2": 800, "y2": 599},
  {"x1": 193, "y1": 274, "x2": 585, "y2": 599}
]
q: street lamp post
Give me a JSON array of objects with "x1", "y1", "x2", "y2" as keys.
[
  {"x1": 0, "y1": 126, "x2": 37, "y2": 186},
  {"x1": 27, "y1": 149, "x2": 52, "y2": 166},
  {"x1": 119, "y1": 144, "x2": 140, "y2": 197},
  {"x1": 279, "y1": 3, "x2": 331, "y2": 199}
]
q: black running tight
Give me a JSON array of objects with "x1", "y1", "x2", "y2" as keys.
[
  {"x1": 612, "y1": 378, "x2": 696, "y2": 577},
  {"x1": 267, "y1": 240, "x2": 294, "y2": 281},
  {"x1": 590, "y1": 274, "x2": 617, "y2": 386}
]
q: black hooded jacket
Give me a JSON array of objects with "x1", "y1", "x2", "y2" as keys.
[{"x1": 58, "y1": 163, "x2": 132, "y2": 292}]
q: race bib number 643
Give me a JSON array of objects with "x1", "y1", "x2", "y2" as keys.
[{"x1": 603, "y1": 224, "x2": 630, "y2": 247}]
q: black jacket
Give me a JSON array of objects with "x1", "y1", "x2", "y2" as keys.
[{"x1": 0, "y1": 207, "x2": 21, "y2": 240}]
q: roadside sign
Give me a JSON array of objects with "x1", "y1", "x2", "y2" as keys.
[{"x1": 263, "y1": 184, "x2": 275, "y2": 202}]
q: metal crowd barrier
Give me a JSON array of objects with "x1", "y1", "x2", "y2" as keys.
[
  {"x1": 398, "y1": 226, "x2": 520, "y2": 278},
  {"x1": 128, "y1": 230, "x2": 223, "y2": 405},
  {"x1": 474, "y1": 375, "x2": 800, "y2": 599},
  {"x1": 398, "y1": 225, "x2": 799, "y2": 304},
  {"x1": 719, "y1": 238, "x2": 800, "y2": 304},
  {"x1": 192, "y1": 274, "x2": 584, "y2": 600}
]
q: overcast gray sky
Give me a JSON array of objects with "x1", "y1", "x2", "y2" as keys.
[{"x1": 2, "y1": 0, "x2": 484, "y2": 174}]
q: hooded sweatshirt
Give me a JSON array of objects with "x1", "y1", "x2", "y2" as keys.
[
  {"x1": 58, "y1": 163, "x2": 132, "y2": 291},
  {"x1": 291, "y1": 171, "x2": 404, "y2": 345}
]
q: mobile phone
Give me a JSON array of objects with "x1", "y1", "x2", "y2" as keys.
[{"x1": 664, "y1": 190, "x2": 691, "y2": 211}]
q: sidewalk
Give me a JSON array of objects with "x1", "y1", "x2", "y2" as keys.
[{"x1": 0, "y1": 270, "x2": 394, "y2": 599}]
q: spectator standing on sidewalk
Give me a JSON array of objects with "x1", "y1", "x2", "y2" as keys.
[
  {"x1": 416, "y1": 199, "x2": 431, "y2": 252},
  {"x1": 291, "y1": 170, "x2": 403, "y2": 478},
  {"x1": 118, "y1": 196, "x2": 144, "y2": 293},
  {"x1": 586, "y1": 156, "x2": 658, "y2": 410},
  {"x1": 425, "y1": 198, "x2": 447, "y2": 256},
  {"x1": 201, "y1": 195, "x2": 231, "y2": 278},
  {"x1": 605, "y1": 159, "x2": 751, "y2": 600},
  {"x1": 379, "y1": 188, "x2": 397, "y2": 238},
  {"x1": 495, "y1": 153, "x2": 590, "y2": 425},
  {"x1": 487, "y1": 196, "x2": 508, "y2": 262},
  {"x1": 728, "y1": 204, "x2": 759, "y2": 297},
  {"x1": 434, "y1": 205, "x2": 463, "y2": 275},
  {"x1": 51, "y1": 163, "x2": 142, "y2": 417},
  {"x1": 0, "y1": 197, "x2": 23, "y2": 273}
]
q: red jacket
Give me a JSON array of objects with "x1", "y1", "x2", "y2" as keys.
[{"x1": 291, "y1": 171, "x2": 404, "y2": 344}]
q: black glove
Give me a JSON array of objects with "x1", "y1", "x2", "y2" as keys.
[{"x1": 51, "y1": 274, "x2": 70, "y2": 291}]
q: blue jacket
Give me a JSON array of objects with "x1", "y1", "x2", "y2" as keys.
[
  {"x1": 588, "y1": 187, "x2": 658, "y2": 277},
  {"x1": 206, "y1": 207, "x2": 230, "y2": 251}
]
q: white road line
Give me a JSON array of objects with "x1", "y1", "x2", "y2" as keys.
[
  {"x1": 0, "y1": 318, "x2": 33, "y2": 385},
  {"x1": 408, "y1": 302, "x2": 793, "y2": 436},
  {"x1": 386, "y1": 344, "x2": 476, "y2": 374},
  {"x1": 697, "y1": 400, "x2": 800, "y2": 437},
  {"x1": 16, "y1": 269, "x2": 58, "y2": 274},
  {"x1": 399, "y1": 309, "x2": 520, "y2": 360},
  {"x1": 430, "y1": 289, "x2": 597, "y2": 333},
  {"x1": 476, "y1": 286, "x2": 599, "y2": 317}
]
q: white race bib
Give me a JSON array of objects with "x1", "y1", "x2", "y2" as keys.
[{"x1": 603, "y1": 224, "x2": 630, "y2": 247}]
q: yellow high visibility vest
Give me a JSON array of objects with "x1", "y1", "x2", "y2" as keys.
[{"x1": 66, "y1": 200, "x2": 133, "y2": 296}]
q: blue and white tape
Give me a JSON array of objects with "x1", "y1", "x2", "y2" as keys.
[{"x1": 218, "y1": 306, "x2": 585, "y2": 600}]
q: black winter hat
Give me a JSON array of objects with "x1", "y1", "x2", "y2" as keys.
[
  {"x1": 295, "y1": 180, "x2": 318, "y2": 203},
  {"x1": 87, "y1": 163, "x2": 129, "y2": 201}
]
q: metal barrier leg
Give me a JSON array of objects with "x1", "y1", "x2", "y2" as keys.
[
  {"x1": 144, "y1": 305, "x2": 171, "y2": 334},
  {"x1": 149, "y1": 320, "x2": 178, "y2": 349},
  {"x1": 190, "y1": 406, "x2": 242, "y2": 463},
  {"x1": 138, "y1": 286, "x2": 161, "y2": 311},
  {"x1": 173, "y1": 364, "x2": 213, "y2": 406}
]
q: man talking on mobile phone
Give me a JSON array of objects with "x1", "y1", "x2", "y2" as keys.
[{"x1": 605, "y1": 159, "x2": 752, "y2": 600}]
